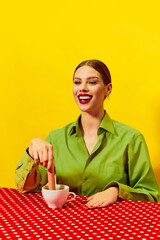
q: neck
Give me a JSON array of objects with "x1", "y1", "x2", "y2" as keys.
[{"x1": 80, "y1": 109, "x2": 105, "y2": 136}]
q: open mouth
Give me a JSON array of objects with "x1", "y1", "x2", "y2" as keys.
[{"x1": 78, "y1": 94, "x2": 92, "y2": 104}]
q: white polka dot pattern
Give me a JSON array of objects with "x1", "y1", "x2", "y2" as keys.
[{"x1": 0, "y1": 187, "x2": 160, "y2": 239}]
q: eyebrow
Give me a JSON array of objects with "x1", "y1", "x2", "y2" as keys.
[{"x1": 73, "y1": 76, "x2": 99, "y2": 80}]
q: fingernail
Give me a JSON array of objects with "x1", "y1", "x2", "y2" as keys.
[
  {"x1": 48, "y1": 168, "x2": 52, "y2": 173},
  {"x1": 88, "y1": 205, "x2": 93, "y2": 208},
  {"x1": 83, "y1": 205, "x2": 88, "y2": 209}
]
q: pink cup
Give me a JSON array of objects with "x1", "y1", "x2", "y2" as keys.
[{"x1": 42, "y1": 184, "x2": 76, "y2": 209}]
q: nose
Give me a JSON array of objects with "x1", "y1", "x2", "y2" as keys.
[{"x1": 80, "y1": 82, "x2": 88, "y2": 92}]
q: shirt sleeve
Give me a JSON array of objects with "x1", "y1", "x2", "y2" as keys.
[
  {"x1": 14, "y1": 134, "x2": 51, "y2": 193},
  {"x1": 104, "y1": 134, "x2": 160, "y2": 202}
]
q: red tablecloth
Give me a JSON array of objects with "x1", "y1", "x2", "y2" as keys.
[{"x1": 0, "y1": 187, "x2": 160, "y2": 240}]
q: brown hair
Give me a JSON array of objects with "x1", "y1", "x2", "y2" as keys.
[{"x1": 73, "y1": 59, "x2": 111, "y2": 85}]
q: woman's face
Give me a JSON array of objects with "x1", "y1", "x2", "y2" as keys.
[{"x1": 72, "y1": 66, "x2": 112, "y2": 114}]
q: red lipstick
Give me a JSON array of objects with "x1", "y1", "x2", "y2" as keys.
[{"x1": 78, "y1": 94, "x2": 92, "y2": 104}]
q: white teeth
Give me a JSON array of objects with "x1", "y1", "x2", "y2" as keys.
[{"x1": 79, "y1": 96, "x2": 92, "y2": 100}]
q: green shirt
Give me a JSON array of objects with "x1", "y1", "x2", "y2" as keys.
[{"x1": 15, "y1": 111, "x2": 160, "y2": 202}]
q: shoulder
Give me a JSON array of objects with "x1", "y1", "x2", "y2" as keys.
[
  {"x1": 47, "y1": 121, "x2": 75, "y2": 140},
  {"x1": 112, "y1": 120, "x2": 143, "y2": 140}
]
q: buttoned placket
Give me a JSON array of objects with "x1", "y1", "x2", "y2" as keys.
[{"x1": 76, "y1": 128, "x2": 106, "y2": 195}]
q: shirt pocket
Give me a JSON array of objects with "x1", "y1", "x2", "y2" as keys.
[{"x1": 97, "y1": 165, "x2": 125, "y2": 190}]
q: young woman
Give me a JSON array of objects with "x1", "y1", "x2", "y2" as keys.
[{"x1": 15, "y1": 59, "x2": 160, "y2": 208}]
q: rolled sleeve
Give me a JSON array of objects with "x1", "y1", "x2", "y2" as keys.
[{"x1": 15, "y1": 150, "x2": 48, "y2": 193}]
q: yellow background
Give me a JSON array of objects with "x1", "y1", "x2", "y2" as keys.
[{"x1": 0, "y1": 1, "x2": 160, "y2": 188}]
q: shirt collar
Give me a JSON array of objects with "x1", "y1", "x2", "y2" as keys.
[
  {"x1": 68, "y1": 116, "x2": 81, "y2": 136},
  {"x1": 99, "y1": 111, "x2": 115, "y2": 134},
  {"x1": 68, "y1": 111, "x2": 115, "y2": 136}
]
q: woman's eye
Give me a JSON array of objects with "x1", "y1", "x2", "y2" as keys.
[
  {"x1": 74, "y1": 81, "x2": 81, "y2": 84},
  {"x1": 89, "y1": 81, "x2": 97, "y2": 85}
]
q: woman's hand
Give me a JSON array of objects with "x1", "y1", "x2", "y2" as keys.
[
  {"x1": 28, "y1": 138, "x2": 54, "y2": 172},
  {"x1": 85, "y1": 187, "x2": 119, "y2": 208}
]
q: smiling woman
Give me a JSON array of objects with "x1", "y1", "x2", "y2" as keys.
[
  {"x1": 14, "y1": 59, "x2": 160, "y2": 208},
  {"x1": 72, "y1": 60, "x2": 112, "y2": 116}
]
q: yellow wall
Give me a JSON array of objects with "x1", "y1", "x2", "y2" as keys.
[{"x1": 0, "y1": 1, "x2": 160, "y2": 188}]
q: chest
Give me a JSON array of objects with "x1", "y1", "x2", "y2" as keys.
[
  {"x1": 54, "y1": 134, "x2": 127, "y2": 195},
  {"x1": 83, "y1": 135, "x2": 99, "y2": 155}
]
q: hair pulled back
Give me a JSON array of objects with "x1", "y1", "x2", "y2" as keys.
[{"x1": 73, "y1": 59, "x2": 111, "y2": 85}]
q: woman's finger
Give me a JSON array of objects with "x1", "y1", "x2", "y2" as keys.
[
  {"x1": 86, "y1": 195, "x2": 95, "y2": 202},
  {"x1": 98, "y1": 200, "x2": 109, "y2": 208},
  {"x1": 43, "y1": 146, "x2": 48, "y2": 167},
  {"x1": 48, "y1": 145, "x2": 54, "y2": 172},
  {"x1": 34, "y1": 151, "x2": 39, "y2": 164},
  {"x1": 38, "y1": 150, "x2": 43, "y2": 165},
  {"x1": 48, "y1": 145, "x2": 55, "y2": 190},
  {"x1": 86, "y1": 198, "x2": 101, "y2": 208},
  {"x1": 86, "y1": 200, "x2": 102, "y2": 209}
]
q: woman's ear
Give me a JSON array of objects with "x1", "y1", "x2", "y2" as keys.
[{"x1": 105, "y1": 83, "x2": 112, "y2": 97}]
